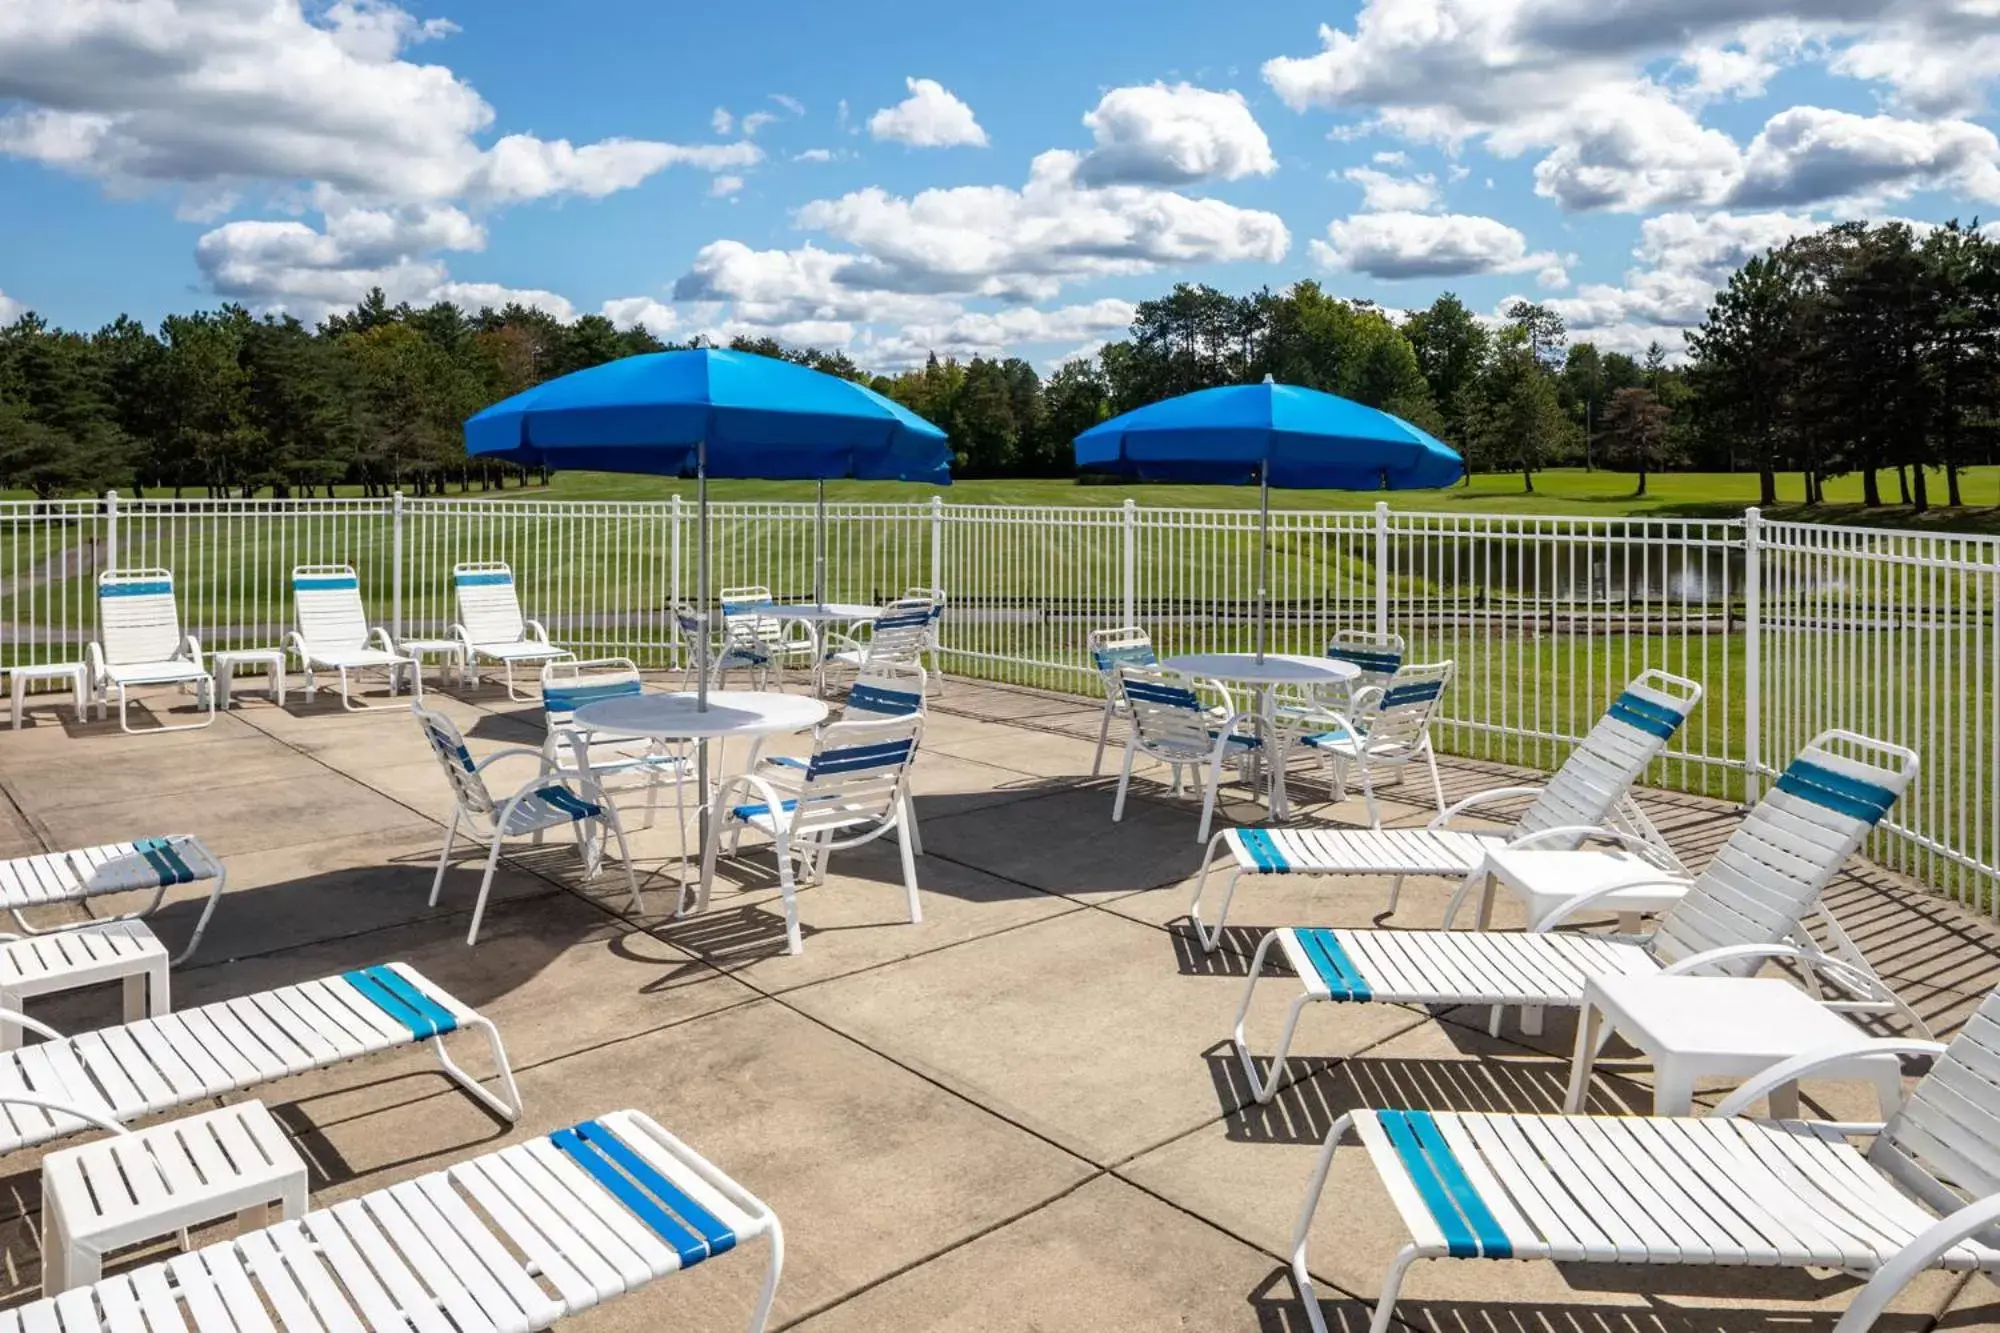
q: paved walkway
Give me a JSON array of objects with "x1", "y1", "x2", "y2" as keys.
[{"x1": 0, "y1": 675, "x2": 1993, "y2": 1331}]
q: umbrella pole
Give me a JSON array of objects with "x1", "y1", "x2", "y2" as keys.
[
  {"x1": 815, "y1": 478, "x2": 827, "y2": 607},
  {"x1": 694, "y1": 439, "x2": 712, "y2": 894},
  {"x1": 1256, "y1": 463, "x2": 1270, "y2": 662}
]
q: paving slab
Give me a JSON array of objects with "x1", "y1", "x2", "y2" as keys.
[
  {"x1": 290, "y1": 999, "x2": 1094, "y2": 1329},
  {"x1": 791, "y1": 1174, "x2": 1286, "y2": 1332},
  {"x1": 1118, "y1": 1018, "x2": 1960, "y2": 1331},
  {"x1": 2, "y1": 733, "x2": 320, "y2": 817},
  {"x1": 923, "y1": 720, "x2": 1116, "y2": 780},
  {"x1": 1940, "y1": 1273, "x2": 2000, "y2": 1329},
  {"x1": 788, "y1": 907, "x2": 1430, "y2": 1165},
  {"x1": 918, "y1": 785, "x2": 1217, "y2": 901}
]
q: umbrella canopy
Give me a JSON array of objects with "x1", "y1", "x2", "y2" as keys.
[
  {"x1": 1074, "y1": 379, "x2": 1461, "y2": 490},
  {"x1": 465, "y1": 347, "x2": 951, "y2": 481}
]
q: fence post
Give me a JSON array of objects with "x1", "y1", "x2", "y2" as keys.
[
  {"x1": 929, "y1": 495, "x2": 944, "y2": 599},
  {"x1": 1373, "y1": 501, "x2": 1391, "y2": 635},
  {"x1": 391, "y1": 490, "x2": 405, "y2": 641},
  {"x1": 104, "y1": 490, "x2": 119, "y2": 573},
  {"x1": 1121, "y1": 498, "x2": 1137, "y2": 627},
  {"x1": 670, "y1": 494, "x2": 684, "y2": 665},
  {"x1": 1742, "y1": 505, "x2": 1762, "y2": 808}
]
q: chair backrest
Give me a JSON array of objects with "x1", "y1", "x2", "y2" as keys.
[
  {"x1": 720, "y1": 586, "x2": 780, "y2": 652},
  {"x1": 1326, "y1": 629, "x2": 1405, "y2": 697},
  {"x1": 293, "y1": 564, "x2": 372, "y2": 652},
  {"x1": 790, "y1": 713, "x2": 923, "y2": 840},
  {"x1": 906, "y1": 586, "x2": 946, "y2": 639},
  {"x1": 1088, "y1": 627, "x2": 1158, "y2": 688},
  {"x1": 413, "y1": 703, "x2": 493, "y2": 816},
  {"x1": 1645, "y1": 729, "x2": 1917, "y2": 968},
  {"x1": 454, "y1": 562, "x2": 526, "y2": 643},
  {"x1": 1116, "y1": 664, "x2": 1217, "y2": 759},
  {"x1": 1352, "y1": 660, "x2": 1452, "y2": 754},
  {"x1": 844, "y1": 662, "x2": 927, "y2": 722},
  {"x1": 1874, "y1": 984, "x2": 2000, "y2": 1216},
  {"x1": 542, "y1": 658, "x2": 643, "y2": 734},
  {"x1": 98, "y1": 569, "x2": 185, "y2": 666},
  {"x1": 1511, "y1": 670, "x2": 1704, "y2": 844},
  {"x1": 864, "y1": 597, "x2": 935, "y2": 667}
]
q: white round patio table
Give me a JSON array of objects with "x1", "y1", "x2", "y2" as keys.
[
  {"x1": 755, "y1": 602, "x2": 878, "y2": 624},
  {"x1": 1160, "y1": 653, "x2": 1360, "y2": 821}
]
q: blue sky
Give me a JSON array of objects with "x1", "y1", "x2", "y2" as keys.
[{"x1": 4, "y1": 0, "x2": 1999, "y2": 367}]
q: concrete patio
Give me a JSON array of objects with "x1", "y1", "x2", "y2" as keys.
[{"x1": 0, "y1": 674, "x2": 1996, "y2": 1332}]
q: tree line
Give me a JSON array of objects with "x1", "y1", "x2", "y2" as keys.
[{"x1": 3, "y1": 217, "x2": 1997, "y2": 508}]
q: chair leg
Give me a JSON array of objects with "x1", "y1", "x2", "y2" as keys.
[
  {"x1": 1423, "y1": 745, "x2": 1447, "y2": 820},
  {"x1": 747, "y1": 1216, "x2": 786, "y2": 1333},
  {"x1": 430, "y1": 815, "x2": 459, "y2": 907},
  {"x1": 1359, "y1": 764, "x2": 1381, "y2": 830},
  {"x1": 604, "y1": 812, "x2": 643, "y2": 914},
  {"x1": 1232, "y1": 930, "x2": 1314, "y2": 1105},
  {"x1": 466, "y1": 837, "x2": 506, "y2": 945},
  {"x1": 1092, "y1": 699, "x2": 1113, "y2": 776},
  {"x1": 776, "y1": 836, "x2": 803, "y2": 955},
  {"x1": 431, "y1": 1011, "x2": 524, "y2": 1121},
  {"x1": 1188, "y1": 833, "x2": 1240, "y2": 953},
  {"x1": 1112, "y1": 742, "x2": 1137, "y2": 823},
  {"x1": 897, "y1": 800, "x2": 923, "y2": 926}
]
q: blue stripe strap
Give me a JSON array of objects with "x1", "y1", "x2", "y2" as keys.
[
  {"x1": 535, "y1": 787, "x2": 602, "y2": 821},
  {"x1": 1237, "y1": 828, "x2": 1286, "y2": 873},
  {"x1": 360, "y1": 965, "x2": 460, "y2": 1036},
  {"x1": 1331, "y1": 650, "x2": 1400, "y2": 672},
  {"x1": 1383, "y1": 682, "x2": 1444, "y2": 706},
  {"x1": 847, "y1": 685, "x2": 922, "y2": 716},
  {"x1": 545, "y1": 680, "x2": 640, "y2": 713},
  {"x1": 1608, "y1": 691, "x2": 1684, "y2": 740},
  {"x1": 1402, "y1": 1111, "x2": 1512, "y2": 1259},
  {"x1": 133, "y1": 837, "x2": 195, "y2": 886},
  {"x1": 1125, "y1": 681, "x2": 1201, "y2": 710},
  {"x1": 456, "y1": 572, "x2": 513, "y2": 587},
  {"x1": 1296, "y1": 929, "x2": 1372, "y2": 1001},
  {"x1": 1775, "y1": 759, "x2": 1898, "y2": 822},
  {"x1": 550, "y1": 1127, "x2": 710, "y2": 1266},
  {"x1": 877, "y1": 613, "x2": 930, "y2": 629},
  {"x1": 342, "y1": 968, "x2": 448, "y2": 1039},
  {"x1": 295, "y1": 576, "x2": 358, "y2": 591},
  {"x1": 1092, "y1": 645, "x2": 1157, "y2": 671},
  {"x1": 808, "y1": 739, "x2": 914, "y2": 777},
  {"x1": 573, "y1": 1120, "x2": 737, "y2": 1257},
  {"x1": 732, "y1": 798, "x2": 800, "y2": 820},
  {"x1": 102, "y1": 581, "x2": 174, "y2": 598}
]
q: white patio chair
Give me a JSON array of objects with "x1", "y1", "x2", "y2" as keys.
[
  {"x1": 0, "y1": 959, "x2": 520, "y2": 1154},
  {"x1": 0, "y1": 834, "x2": 225, "y2": 964},
  {"x1": 416, "y1": 703, "x2": 640, "y2": 946},
  {"x1": 905, "y1": 584, "x2": 947, "y2": 691},
  {"x1": 1289, "y1": 983, "x2": 2000, "y2": 1333},
  {"x1": 722, "y1": 585, "x2": 817, "y2": 685},
  {"x1": 1088, "y1": 626, "x2": 1160, "y2": 776},
  {"x1": 696, "y1": 712, "x2": 925, "y2": 955},
  {"x1": 3, "y1": 1106, "x2": 781, "y2": 1333},
  {"x1": 87, "y1": 569, "x2": 215, "y2": 734},
  {"x1": 1291, "y1": 659, "x2": 1455, "y2": 827},
  {"x1": 450, "y1": 560, "x2": 570, "y2": 700},
  {"x1": 1187, "y1": 669, "x2": 1704, "y2": 950},
  {"x1": 1111, "y1": 663, "x2": 1267, "y2": 843},
  {"x1": 1231, "y1": 729, "x2": 1923, "y2": 1103},
  {"x1": 820, "y1": 595, "x2": 934, "y2": 689},
  {"x1": 753, "y1": 662, "x2": 928, "y2": 853},
  {"x1": 541, "y1": 657, "x2": 692, "y2": 831},
  {"x1": 1269, "y1": 629, "x2": 1405, "y2": 744},
  {"x1": 677, "y1": 604, "x2": 773, "y2": 690},
  {"x1": 287, "y1": 564, "x2": 421, "y2": 711}
]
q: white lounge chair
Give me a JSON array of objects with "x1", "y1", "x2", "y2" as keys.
[
  {"x1": 417, "y1": 704, "x2": 640, "y2": 947},
  {"x1": 0, "y1": 1106, "x2": 781, "y2": 1333},
  {"x1": 288, "y1": 565, "x2": 421, "y2": 711},
  {"x1": 1187, "y1": 669, "x2": 1704, "y2": 950},
  {"x1": 698, "y1": 712, "x2": 925, "y2": 955},
  {"x1": 1088, "y1": 626, "x2": 1161, "y2": 777},
  {"x1": 1231, "y1": 730, "x2": 1922, "y2": 1104},
  {"x1": 451, "y1": 561, "x2": 570, "y2": 700},
  {"x1": 1288, "y1": 986, "x2": 2000, "y2": 1333},
  {"x1": 820, "y1": 595, "x2": 934, "y2": 690},
  {"x1": 1286, "y1": 659, "x2": 1455, "y2": 827},
  {"x1": 87, "y1": 569, "x2": 215, "y2": 734},
  {"x1": 0, "y1": 960, "x2": 519, "y2": 1156},
  {"x1": 541, "y1": 657, "x2": 692, "y2": 831},
  {"x1": 1111, "y1": 663, "x2": 1266, "y2": 843},
  {"x1": 0, "y1": 835, "x2": 224, "y2": 965}
]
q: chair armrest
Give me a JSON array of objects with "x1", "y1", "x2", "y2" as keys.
[
  {"x1": 368, "y1": 625, "x2": 398, "y2": 654},
  {"x1": 85, "y1": 641, "x2": 105, "y2": 685},
  {"x1": 472, "y1": 746, "x2": 552, "y2": 775},
  {"x1": 1428, "y1": 785, "x2": 1546, "y2": 830},
  {"x1": 1833, "y1": 1189, "x2": 2000, "y2": 1333},
  {"x1": 1349, "y1": 683, "x2": 1385, "y2": 715},
  {"x1": 1502, "y1": 825, "x2": 1684, "y2": 868},
  {"x1": 525, "y1": 619, "x2": 550, "y2": 644},
  {"x1": 449, "y1": 622, "x2": 474, "y2": 649},
  {"x1": 284, "y1": 630, "x2": 307, "y2": 664},
  {"x1": 0, "y1": 1006, "x2": 67, "y2": 1044},
  {"x1": 181, "y1": 633, "x2": 204, "y2": 668},
  {"x1": 710, "y1": 771, "x2": 794, "y2": 822},
  {"x1": 1527, "y1": 875, "x2": 1696, "y2": 932},
  {"x1": 1713, "y1": 1037, "x2": 1947, "y2": 1120},
  {"x1": 0, "y1": 1090, "x2": 127, "y2": 1137}
]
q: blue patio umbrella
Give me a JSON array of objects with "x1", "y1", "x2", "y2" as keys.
[
  {"x1": 1074, "y1": 376, "x2": 1463, "y2": 658},
  {"x1": 466, "y1": 348, "x2": 951, "y2": 708}
]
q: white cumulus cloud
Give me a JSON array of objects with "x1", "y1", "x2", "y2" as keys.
[
  {"x1": 867, "y1": 77, "x2": 988, "y2": 148},
  {"x1": 1311, "y1": 211, "x2": 1564, "y2": 282},
  {"x1": 1075, "y1": 83, "x2": 1275, "y2": 187},
  {"x1": 601, "y1": 296, "x2": 680, "y2": 338},
  {"x1": 1342, "y1": 166, "x2": 1440, "y2": 211}
]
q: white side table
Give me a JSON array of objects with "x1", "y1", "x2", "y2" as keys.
[
  {"x1": 211, "y1": 647, "x2": 288, "y2": 709},
  {"x1": 1470, "y1": 847, "x2": 1691, "y2": 931},
  {"x1": 0, "y1": 920, "x2": 168, "y2": 1051},
  {"x1": 9, "y1": 661, "x2": 88, "y2": 730},
  {"x1": 40, "y1": 1099, "x2": 307, "y2": 1294},
  {"x1": 1566, "y1": 973, "x2": 1907, "y2": 1118},
  {"x1": 400, "y1": 636, "x2": 469, "y2": 687}
]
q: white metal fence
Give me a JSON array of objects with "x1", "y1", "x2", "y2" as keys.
[{"x1": 2, "y1": 492, "x2": 1994, "y2": 913}]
